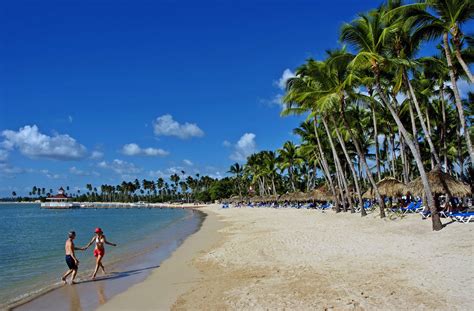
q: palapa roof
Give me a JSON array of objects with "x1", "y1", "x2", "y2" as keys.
[
  {"x1": 363, "y1": 177, "x2": 406, "y2": 198},
  {"x1": 262, "y1": 194, "x2": 280, "y2": 202},
  {"x1": 406, "y1": 168, "x2": 471, "y2": 198},
  {"x1": 250, "y1": 195, "x2": 264, "y2": 202},
  {"x1": 308, "y1": 185, "x2": 334, "y2": 201},
  {"x1": 229, "y1": 195, "x2": 247, "y2": 203},
  {"x1": 290, "y1": 191, "x2": 308, "y2": 202},
  {"x1": 278, "y1": 192, "x2": 292, "y2": 202}
]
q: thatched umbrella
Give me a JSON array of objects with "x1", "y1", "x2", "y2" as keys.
[
  {"x1": 378, "y1": 178, "x2": 405, "y2": 197},
  {"x1": 263, "y1": 194, "x2": 279, "y2": 202},
  {"x1": 278, "y1": 193, "x2": 292, "y2": 202},
  {"x1": 362, "y1": 189, "x2": 374, "y2": 199},
  {"x1": 230, "y1": 195, "x2": 247, "y2": 203},
  {"x1": 406, "y1": 168, "x2": 471, "y2": 197},
  {"x1": 308, "y1": 185, "x2": 334, "y2": 201},
  {"x1": 250, "y1": 195, "x2": 264, "y2": 203},
  {"x1": 290, "y1": 191, "x2": 308, "y2": 202},
  {"x1": 362, "y1": 177, "x2": 406, "y2": 198}
]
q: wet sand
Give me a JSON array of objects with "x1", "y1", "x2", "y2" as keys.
[{"x1": 100, "y1": 205, "x2": 474, "y2": 310}]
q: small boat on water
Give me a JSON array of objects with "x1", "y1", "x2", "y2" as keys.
[
  {"x1": 41, "y1": 187, "x2": 80, "y2": 209},
  {"x1": 132, "y1": 201, "x2": 148, "y2": 207}
]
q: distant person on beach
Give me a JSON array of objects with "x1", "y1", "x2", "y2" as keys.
[
  {"x1": 62, "y1": 231, "x2": 84, "y2": 285},
  {"x1": 83, "y1": 228, "x2": 117, "y2": 279}
]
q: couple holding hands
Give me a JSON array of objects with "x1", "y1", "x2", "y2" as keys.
[{"x1": 62, "y1": 228, "x2": 117, "y2": 284}]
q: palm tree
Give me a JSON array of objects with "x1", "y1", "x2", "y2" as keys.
[
  {"x1": 228, "y1": 163, "x2": 244, "y2": 196},
  {"x1": 341, "y1": 9, "x2": 443, "y2": 230},
  {"x1": 170, "y1": 174, "x2": 180, "y2": 199},
  {"x1": 283, "y1": 71, "x2": 343, "y2": 209},
  {"x1": 385, "y1": 1, "x2": 442, "y2": 166},
  {"x1": 262, "y1": 151, "x2": 279, "y2": 195},
  {"x1": 408, "y1": 0, "x2": 474, "y2": 165},
  {"x1": 277, "y1": 141, "x2": 301, "y2": 192}
]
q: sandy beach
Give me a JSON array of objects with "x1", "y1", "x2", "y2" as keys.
[{"x1": 98, "y1": 205, "x2": 474, "y2": 310}]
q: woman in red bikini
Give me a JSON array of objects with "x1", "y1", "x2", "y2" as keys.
[{"x1": 84, "y1": 228, "x2": 117, "y2": 279}]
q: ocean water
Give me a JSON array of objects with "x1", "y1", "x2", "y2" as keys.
[{"x1": 0, "y1": 203, "x2": 202, "y2": 309}]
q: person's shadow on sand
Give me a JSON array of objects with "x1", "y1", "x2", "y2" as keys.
[{"x1": 76, "y1": 265, "x2": 160, "y2": 284}]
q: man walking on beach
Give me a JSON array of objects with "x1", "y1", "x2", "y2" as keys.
[{"x1": 61, "y1": 231, "x2": 84, "y2": 285}]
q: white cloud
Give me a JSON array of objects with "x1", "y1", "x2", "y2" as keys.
[
  {"x1": 259, "y1": 94, "x2": 286, "y2": 110},
  {"x1": 230, "y1": 133, "x2": 257, "y2": 162},
  {"x1": 121, "y1": 143, "x2": 169, "y2": 157},
  {"x1": 0, "y1": 163, "x2": 25, "y2": 176},
  {"x1": 1, "y1": 125, "x2": 87, "y2": 161},
  {"x1": 153, "y1": 114, "x2": 204, "y2": 139},
  {"x1": 444, "y1": 79, "x2": 473, "y2": 99},
  {"x1": 68, "y1": 115, "x2": 73, "y2": 123},
  {"x1": 98, "y1": 159, "x2": 142, "y2": 175},
  {"x1": 275, "y1": 69, "x2": 296, "y2": 90},
  {"x1": 166, "y1": 166, "x2": 186, "y2": 175},
  {"x1": 456, "y1": 79, "x2": 473, "y2": 98},
  {"x1": 0, "y1": 149, "x2": 8, "y2": 161},
  {"x1": 90, "y1": 151, "x2": 104, "y2": 159},
  {"x1": 40, "y1": 169, "x2": 61, "y2": 179},
  {"x1": 149, "y1": 170, "x2": 166, "y2": 178},
  {"x1": 183, "y1": 159, "x2": 193, "y2": 166},
  {"x1": 69, "y1": 166, "x2": 99, "y2": 176},
  {"x1": 222, "y1": 140, "x2": 231, "y2": 147}
]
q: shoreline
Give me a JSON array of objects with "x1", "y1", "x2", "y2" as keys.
[
  {"x1": 97, "y1": 204, "x2": 224, "y2": 310},
  {"x1": 0, "y1": 201, "x2": 208, "y2": 208},
  {"x1": 7, "y1": 207, "x2": 205, "y2": 311}
]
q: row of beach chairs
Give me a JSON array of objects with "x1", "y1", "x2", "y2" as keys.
[{"x1": 221, "y1": 201, "x2": 474, "y2": 224}]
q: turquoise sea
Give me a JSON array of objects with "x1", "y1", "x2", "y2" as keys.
[{"x1": 0, "y1": 203, "x2": 202, "y2": 310}]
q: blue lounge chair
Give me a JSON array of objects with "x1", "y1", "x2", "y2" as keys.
[
  {"x1": 318, "y1": 203, "x2": 332, "y2": 210},
  {"x1": 419, "y1": 209, "x2": 431, "y2": 219},
  {"x1": 401, "y1": 201, "x2": 423, "y2": 214},
  {"x1": 449, "y1": 211, "x2": 474, "y2": 223}
]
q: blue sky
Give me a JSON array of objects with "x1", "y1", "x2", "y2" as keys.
[{"x1": 0, "y1": 0, "x2": 471, "y2": 196}]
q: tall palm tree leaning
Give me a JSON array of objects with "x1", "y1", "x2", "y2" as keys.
[
  {"x1": 384, "y1": 0, "x2": 442, "y2": 166},
  {"x1": 341, "y1": 9, "x2": 443, "y2": 230},
  {"x1": 407, "y1": 0, "x2": 474, "y2": 165}
]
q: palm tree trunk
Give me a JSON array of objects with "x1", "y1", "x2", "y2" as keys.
[
  {"x1": 332, "y1": 116, "x2": 365, "y2": 215},
  {"x1": 288, "y1": 167, "x2": 296, "y2": 192},
  {"x1": 440, "y1": 86, "x2": 448, "y2": 172},
  {"x1": 457, "y1": 119, "x2": 464, "y2": 177},
  {"x1": 271, "y1": 177, "x2": 277, "y2": 195},
  {"x1": 408, "y1": 100, "x2": 421, "y2": 156},
  {"x1": 374, "y1": 78, "x2": 442, "y2": 230},
  {"x1": 390, "y1": 134, "x2": 397, "y2": 177},
  {"x1": 425, "y1": 107, "x2": 435, "y2": 169},
  {"x1": 313, "y1": 118, "x2": 340, "y2": 208},
  {"x1": 322, "y1": 116, "x2": 352, "y2": 213},
  {"x1": 315, "y1": 153, "x2": 330, "y2": 189},
  {"x1": 370, "y1": 101, "x2": 382, "y2": 181},
  {"x1": 443, "y1": 32, "x2": 474, "y2": 166},
  {"x1": 332, "y1": 156, "x2": 348, "y2": 212},
  {"x1": 341, "y1": 100, "x2": 384, "y2": 217},
  {"x1": 404, "y1": 71, "x2": 441, "y2": 166},
  {"x1": 399, "y1": 130, "x2": 409, "y2": 184},
  {"x1": 453, "y1": 38, "x2": 474, "y2": 83}
]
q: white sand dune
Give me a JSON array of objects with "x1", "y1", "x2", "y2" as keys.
[{"x1": 101, "y1": 205, "x2": 474, "y2": 310}]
